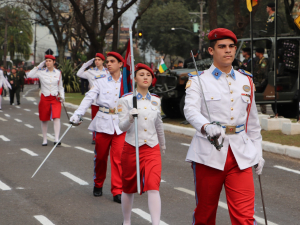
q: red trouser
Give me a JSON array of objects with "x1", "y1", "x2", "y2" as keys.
[
  {"x1": 94, "y1": 131, "x2": 126, "y2": 196},
  {"x1": 91, "y1": 105, "x2": 99, "y2": 141},
  {"x1": 192, "y1": 146, "x2": 256, "y2": 225}
]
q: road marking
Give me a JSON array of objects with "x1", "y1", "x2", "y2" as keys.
[
  {"x1": 274, "y1": 165, "x2": 300, "y2": 175},
  {"x1": 25, "y1": 124, "x2": 34, "y2": 128},
  {"x1": 15, "y1": 119, "x2": 22, "y2": 122},
  {"x1": 20, "y1": 148, "x2": 38, "y2": 156},
  {"x1": 89, "y1": 132, "x2": 92, "y2": 135},
  {"x1": 161, "y1": 179, "x2": 166, "y2": 182},
  {"x1": 0, "y1": 117, "x2": 7, "y2": 121},
  {"x1": 132, "y1": 208, "x2": 168, "y2": 225},
  {"x1": 63, "y1": 123, "x2": 75, "y2": 128},
  {"x1": 181, "y1": 143, "x2": 190, "y2": 147},
  {"x1": 16, "y1": 187, "x2": 24, "y2": 189},
  {"x1": 25, "y1": 96, "x2": 36, "y2": 101},
  {"x1": 35, "y1": 112, "x2": 39, "y2": 116},
  {"x1": 75, "y1": 146, "x2": 93, "y2": 154},
  {"x1": 33, "y1": 102, "x2": 38, "y2": 105},
  {"x1": 83, "y1": 117, "x2": 91, "y2": 121},
  {"x1": 38, "y1": 134, "x2": 71, "y2": 147},
  {"x1": 174, "y1": 187, "x2": 278, "y2": 225},
  {"x1": 4, "y1": 114, "x2": 10, "y2": 117},
  {"x1": 0, "y1": 135, "x2": 10, "y2": 141},
  {"x1": 61, "y1": 172, "x2": 88, "y2": 185},
  {"x1": 34, "y1": 215, "x2": 55, "y2": 225},
  {"x1": 3, "y1": 97, "x2": 9, "y2": 101},
  {"x1": 15, "y1": 106, "x2": 20, "y2": 108},
  {"x1": 23, "y1": 88, "x2": 36, "y2": 97},
  {"x1": 24, "y1": 109, "x2": 31, "y2": 111},
  {"x1": 0, "y1": 180, "x2": 11, "y2": 190}
]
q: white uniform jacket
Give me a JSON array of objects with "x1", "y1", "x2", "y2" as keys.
[
  {"x1": 27, "y1": 67, "x2": 65, "y2": 99},
  {"x1": 118, "y1": 92, "x2": 165, "y2": 148},
  {"x1": 0, "y1": 70, "x2": 11, "y2": 90},
  {"x1": 76, "y1": 66, "x2": 108, "y2": 106},
  {"x1": 184, "y1": 64, "x2": 262, "y2": 171},
  {"x1": 74, "y1": 73, "x2": 123, "y2": 135}
]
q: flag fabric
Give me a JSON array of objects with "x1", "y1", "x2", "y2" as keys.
[
  {"x1": 246, "y1": 0, "x2": 258, "y2": 12},
  {"x1": 120, "y1": 40, "x2": 132, "y2": 96},
  {"x1": 158, "y1": 58, "x2": 168, "y2": 73}
]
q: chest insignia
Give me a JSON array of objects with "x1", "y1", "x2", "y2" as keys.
[
  {"x1": 117, "y1": 104, "x2": 122, "y2": 112},
  {"x1": 151, "y1": 101, "x2": 158, "y2": 106},
  {"x1": 185, "y1": 80, "x2": 192, "y2": 89},
  {"x1": 95, "y1": 74, "x2": 106, "y2": 79},
  {"x1": 243, "y1": 85, "x2": 251, "y2": 92}
]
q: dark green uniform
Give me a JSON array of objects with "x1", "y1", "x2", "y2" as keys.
[
  {"x1": 8, "y1": 73, "x2": 22, "y2": 105},
  {"x1": 265, "y1": 13, "x2": 283, "y2": 36},
  {"x1": 241, "y1": 57, "x2": 252, "y2": 72},
  {"x1": 18, "y1": 70, "x2": 26, "y2": 92}
]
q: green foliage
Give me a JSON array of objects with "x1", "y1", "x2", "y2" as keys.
[
  {"x1": 58, "y1": 59, "x2": 81, "y2": 93},
  {"x1": 138, "y1": 0, "x2": 197, "y2": 58}
]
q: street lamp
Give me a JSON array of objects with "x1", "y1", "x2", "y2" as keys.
[{"x1": 171, "y1": 27, "x2": 194, "y2": 35}]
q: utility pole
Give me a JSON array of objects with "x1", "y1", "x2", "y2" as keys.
[
  {"x1": 3, "y1": 18, "x2": 8, "y2": 68},
  {"x1": 199, "y1": 0, "x2": 205, "y2": 59},
  {"x1": 34, "y1": 22, "x2": 37, "y2": 65}
]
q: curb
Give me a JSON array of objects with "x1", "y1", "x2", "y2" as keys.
[{"x1": 163, "y1": 124, "x2": 300, "y2": 160}]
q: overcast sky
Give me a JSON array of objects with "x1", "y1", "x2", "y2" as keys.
[{"x1": 122, "y1": 3, "x2": 138, "y2": 27}]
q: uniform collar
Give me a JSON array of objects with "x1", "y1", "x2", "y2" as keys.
[
  {"x1": 136, "y1": 92, "x2": 151, "y2": 101},
  {"x1": 209, "y1": 64, "x2": 236, "y2": 80},
  {"x1": 46, "y1": 68, "x2": 56, "y2": 73},
  {"x1": 107, "y1": 73, "x2": 122, "y2": 83}
]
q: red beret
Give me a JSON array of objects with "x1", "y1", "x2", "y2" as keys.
[
  {"x1": 45, "y1": 55, "x2": 56, "y2": 60},
  {"x1": 135, "y1": 63, "x2": 154, "y2": 77},
  {"x1": 208, "y1": 28, "x2": 237, "y2": 44},
  {"x1": 107, "y1": 52, "x2": 124, "y2": 63},
  {"x1": 95, "y1": 53, "x2": 105, "y2": 61}
]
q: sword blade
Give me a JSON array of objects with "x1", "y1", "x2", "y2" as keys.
[
  {"x1": 258, "y1": 175, "x2": 268, "y2": 225},
  {"x1": 31, "y1": 124, "x2": 73, "y2": 178},
  {"x1": 62, "y1": 102, "x2": 70, "y2": 121}
]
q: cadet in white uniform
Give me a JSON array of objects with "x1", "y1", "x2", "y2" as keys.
[
  {"x1": 76, "y1": 53, "x2": 108, "y2": 144},
  {"x1": 27, "y1": 55, "x2": 64, "y2": 146},
  {"x1": 118, "y1": 63, "x2": 166, "y2": 225},
  {"x1": 0, "y1": 69, "x2": 11, "y2": 110},
  {"x1": 184, "y1": 28, "x2": 264, "y2": 225},
  {"x1": 70, "y1": 52, "x2": 125, "y2": 203}
]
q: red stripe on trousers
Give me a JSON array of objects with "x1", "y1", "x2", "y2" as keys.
[{"x1": 91, "y1": 105, "x2": 99, "y2": 141}]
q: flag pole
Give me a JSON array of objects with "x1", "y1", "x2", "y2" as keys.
[
  {"x1": 129, "y1": 28, "x2": 141, "y2": 194},
  {"x1": 250, "y1": 0, "x2": 253, "y2": 75},
  {"x1": 274, "y1": 0, "x2": 278, "y2": 117}
]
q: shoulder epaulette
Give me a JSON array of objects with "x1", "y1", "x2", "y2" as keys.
[
  {"x1": 238, "y1": 69, "x2": 253, "y2": 77},
  {"x1": 150, "y1": 93, "x2": 159, "y2": 98},
  {"x1": 38, "y1": 68, "x2": 46, "y2": 71},
  {"x1": 95, "y1": 74, "x2": 106, "y2": 79},
  {"x1": 188, "y1": 71, "x2": 203, "y2": 77},
  {"x1": 121, "y1": 92, "x2": 133, "y2": 98}
]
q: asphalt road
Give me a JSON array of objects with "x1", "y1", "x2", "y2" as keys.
[{"x1": 0, "y1": 85, "x2": 299, "y2": 225}]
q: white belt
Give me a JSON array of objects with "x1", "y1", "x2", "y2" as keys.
[
  {"x1": 221, "y1": 124, "x2": 245, "y2": 135},
  {"x1": 99, "y1": 106, "x2": 117, "y2": 114}
]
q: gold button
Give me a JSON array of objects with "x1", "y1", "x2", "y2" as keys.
[
  {"x1": 113, "y1": 118, "x2": 115, "y2": 120},
  {"x1": 115, "y1": 94, "x2": 117, "y2": 96},
  {"x1": 144, "y1": 129, "x2": 147, "y2": 131},
  {"x1": 231, "y1": 117, "x2": 234, "y2": 120},
  {"x1": 231, "y1": 99, "x2": 234, "y2": 102},
  {"x1": 247, "y1": 99, "x2": 249, "y2": 102},
  {"x1": 145, "y1": 117, "x2": 147, "y2": 120},
  {"x1": 142, "y1": 98, "x2": 145, "y2": 100},
  {"x1": 230, "y1": 90, "x2": 233, "y2": 94},
  {"x1": 115, "y1": 101, "x2": 116, "y2": 103},
  {"x1": 116, "y1": 88, "x2": 118, "y2": 89},
  {"x1": 107, "y1": 91, "x2": 109, "y2": 93},
  {"x1": 229, "y1": 82, "x2": 231, "y2": 85},
  {"x1": 231, "y1": 107, "x2": 233, "y2": 111},
  {"x1": 144, "y1": 107, "x2": 147, "y2": 109},
  {"x1": 211, "y1": 97, "x2": 214, "y2": 100},
  {"x1": 226, "y1": 75, "x2": 229, "y2": 78},
  {"x1": 144, "y1": 140, "x2": 147, "y2": 142}
]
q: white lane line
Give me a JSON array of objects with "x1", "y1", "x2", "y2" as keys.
[
  {"x1": 0, "y1": 180, "x2": 11, "y2": 190},
  {"x1": 67, "y1": 112, "x2": 73, "y2": 115},
  {"x1": 75, "y1": 146, "x2": 93, "y2": 154},
  {"x1": 25, "y1": 124, "x2": 34, "y2": 128},
  {"x1": 161, "y1": 179, "x2": 166, "y2": 183},
  {"x1": 34, "y1": 215, "x2": 55, "y2": 225},
  {"x1": 174, "y1": 187, "x2": 278, "y2": 225},
  {"x1": 0, "y1": 135, "x2": 10, "y2": 141},
  {"x1": 25, "y1": 96, "x2": 36, "y2": 101},
  {"x1": 16, "y1": 187, "x2": 24, "y2": 189},
  {"x1": 35, "y1": 112, "x2": 39, "y2": 116},
  {"x1": 23, "y1": 88, "x2": 36, "y2": 97},
  {"x1": 24, "y1": 109, "x2": 31, "y2": 111},
  {"x1": 89, "y1": 132, "x2": 92, "y2": 135},
  {"x1": 33, "y1": 102, "x2": 38, "y2": 105},
  {"x1": 15, "y1": 119, "x2": 22, "y2": 122},
  {"x1": 15, "y1": 106, "x2": 20, "y2": 108},
  {"x1": 20, "y1": 148, "x2": 38, "y2": 156},
  {"x1": 132, "y1": 208, "x2": 169, "y2": 225},
  {"x1": 0, "y1": 117, "x2": 7, "y2": 121},
  {"x1": 274, "y1": 165, "x2": 300, "y2": 175},
  {"x1": 181, "y1": 143, "x2": 190, "y2": 147},
  {"x1": 4, "y1": 114, "x2": 10, "y2": 117},
  {"x1": 61, "y1": 172, "x2": 88, "y2": 185},
  {"x1": 83, "y1": 116, "x2": 91, "y2": 121},
  {"x1": 3, "y1": 97, "x2": 9, "y2": 101},
  {"x1": 63, "y1": 123, "x2": 75, "y2": 128},
  {"x1": 38, "y1": 134, "x2": 71, "y2": 147}
]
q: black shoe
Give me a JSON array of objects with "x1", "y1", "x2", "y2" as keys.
[
  {"x1": 113, "y1": 194, "x2": 121, "y2": 204},
  {"x1": 42, "y1": 143, "x2": 47, "y2": 146},
  {"x1": 54, "y1": 142, "x2": 61, "y2": 145},
  {"x1": 17, "y1": 102, "x2": 20, "y2": 105},
  {"x1": 93, "y1": 187, "x2": 103, "y2": 197},
  {"x1": 91, "y1": 140, "x2": 95, "y2": 145}
]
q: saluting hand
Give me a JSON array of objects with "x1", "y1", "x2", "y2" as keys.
[
  {"x1": 129, "y1": 108, "x2": 138, "y2": 123},
  {"x1": 84, "y1": 58, "x2": 95, "y2": 67},
  {"x1": 37, "y1": 60, "x2": 46, "y2": 69}
]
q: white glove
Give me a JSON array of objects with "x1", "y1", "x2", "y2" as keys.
[
  {"x1": 83, "y1": 58, "x2": 94, "y2": 67},
  {"x1": 59, "y1": 98, "x2": 64, "y2": 103},
  {"x1": 37, "y1": 60, "x2": 46, "y2": 69},
  {"x1": 70, "y1": 114, "x2": 82, "y2": 125},
  {"x1": 204, "y1": 124, "x2": 225, "y2": 138},
  {"x1": 161, "y1": 145, "x2": 166, "y2": 155},
  {"x1": 129, "y1": 108, "x2": 138, "y2": 123},
  {"x1": 255, "y1": 157, "x2": 265, "y2": 175}
]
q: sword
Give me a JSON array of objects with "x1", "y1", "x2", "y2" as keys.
[
  {"x1": 191, "y1": 51, "x2": 224, "y2": 150},
  {"x1": 62, "y1": 101, "x2": 70, "y2": 121},
  {"x1": 255, "y1": 165, "x2": 268, "y2": 225},
  {"x1": 31, "y1": 124, "x2": 73, "y2": 178},
  {"x1": 130, "y1": 28, "x2": 141, "y2": 194}
]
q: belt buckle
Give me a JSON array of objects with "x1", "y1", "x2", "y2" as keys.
[
  {"x1": 226, "y1": 125, "x2": 236, "y2": 135},
  {"x1": 109, "y1": 108, "x2": 115, "y2": 114}
]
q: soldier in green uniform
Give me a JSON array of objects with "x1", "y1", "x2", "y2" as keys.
[
  {"x1": 254, "y1": 48, "x2": 269, "y2": 114},
  {"x1": 265, "y1": 2, "x2": 283, "y2": 36},
  {"x1": 18, "y1": 67, "x2": 26, "y2": 92},
  {"x1": 8, "y1": 68, "x2": 23, "y2": 105},
  {"x1": 241, "y1": 47, "x2": 252, "y2": 72}
]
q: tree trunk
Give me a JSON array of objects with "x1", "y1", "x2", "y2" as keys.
[
  {"x1": 208, "y1": 0, "x2": 218, "y2": 30},
  {"x1": 57, "y1": 44, "x2": 65, "y2": 64}
]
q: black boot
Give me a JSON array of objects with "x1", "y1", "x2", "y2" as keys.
[
  {"x1": 113, "y1": 194, "x2": 121, "y2": 203},
  {"x1": 53, "y1": 142, "x2": 61, "y2": 145},
  {"x1": 93, "y1": 187, "x2": 102, "y2": 197}
]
